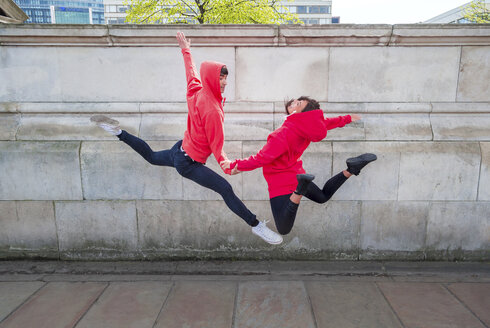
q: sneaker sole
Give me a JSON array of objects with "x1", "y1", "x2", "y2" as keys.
[
  {"x1": 90, "y1": 115, "x2": 119, "y2": 126},
  {"x1": 346, "y1": 153, "x2": 377, "y2": 166}
]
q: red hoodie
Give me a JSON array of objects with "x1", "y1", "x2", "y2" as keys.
[
  {"x1": 231, "y1": 110, "x2": 352, "y2": 198},
  {"x1": 181, "y1": 48, "x2": 227, "y2": 166}
]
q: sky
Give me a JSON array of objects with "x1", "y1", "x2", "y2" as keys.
[{"x1": 332, "y1": 0, "x2": 470, "y2": 24}]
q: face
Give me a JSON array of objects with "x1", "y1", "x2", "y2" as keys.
[
  {"x1": 220, "y1": 74, "x2": 227, "y2": 93},
  {"x1": 287, "y1": 99, "x2": 307, "y2": 115}
]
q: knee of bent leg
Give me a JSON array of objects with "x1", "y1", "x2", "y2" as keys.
[
  {"x1": 217, "y1": 180, "x2": 234, "y2": 196},
  {"x1": 277, "y1": 225, "x2": 293, "y2": 236}
]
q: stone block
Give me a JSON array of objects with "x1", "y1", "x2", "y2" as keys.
[
  {"x1": 14, "y1": 102, "x2": 139, "y2": 113},
  {"x1": 431, "y1": 114, "x2": 490, "y2": 141},
  {"x1": 236, "y1": 47, "x2": 329, "y2": 101},
  {"x1": 328, "y1": 47, "x2": 460, "y2": 102},
  {"x1": 457, "y1": 46, "x2": 490, "y2": 102},
  {"x1": 0, "y1": 282, "x2": 45, "y2": 321},
  {"x1": 0, "y1": 114, "x2": 19, "y2": 140},
  {"x1": 323, "y1": 102, "x2": 432, "y2": 114},
  {"x1": 431, "y1": 102, "x2": 490, "y2": 113},
  {"x1": 360, "y1": 201, "x2": 429, "y2": 259},
  {"x1": 0, "y1": 141, "x2": 82, "y2": 200},
  {"x1": 398, "y1": 142, "x2": 481, "y2": 200},
  {"x1": 0, "y1": 47, "x2": 62, "y2": 102},
  {"x1": 224, "y1": 102, "x2": 273, "y2": 113},
  {"x1": 139, "y1": 113, "x2": 186, "y2": 140},
  {"x1": 139, "y1": 102, "x2": 187, "y2": 113},
  {"x1": 81, "y1": 141, "x2": 183, "y2": 200},
  {"x1": 55, "y1": 201, "x2": 138, "y2": 256},
  {"x1": 56, "y1": 46, "x2": 236, "y2": 102},
  {"x1": 426, "y1": 202, "x2": 490, "y2": 253},
  {"x1": 0, "y1": 201, "x2": 58, "y2": 257},
  {"x1": 480, "y1": 143, "x2": 490, "y2": 201},
  {"x1": 364, "y1": 114, "x2": 433, "y2": 141},
  {"x1": 302, "y1": 141, "x2": 333, "y2": 189},
  {"x1": 17, "y1": 114, "x2": 140, "y2": 140},
  {"x1": 241, "y1": 141, "x2": 270, "y2": 201},
  {"x1": 324, "y1": 115, "x2": 365, "y2": 141},
  {"x1": 182, "y1": 141, "x2": 242, "y2": 201},
  {"x1": 332, "y1": 142, "x2": 400, "y2": 201},
  {"x1": 224, "y1": 113, "x2": 274, "y2": 141}
]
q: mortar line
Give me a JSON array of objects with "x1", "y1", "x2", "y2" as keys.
[
  {"x1": 357, "y1": 200, "x2": 362, "y2": 260},
  {"x1": 374, "y1": 282, "x2": 407, "y2": 328},
  {"x1": 0, "y1": 281, "x2": 48, "y2": 325},
  {"x1": 477, "y1": 142, "x2": 482, "y2": 201},
  {"x1": 152, "y1": 281, "x2": 175, "y2": 328},
  {"x1": 303, "y1": 281, "x2": 319, "y2": 328},
  {"x1": 455, "y1": 46, "x2": 463, "y2": 102},
  {"x1": 231, "y1": 280, "x2": 239, "y2": 328},
  {"x1": 53, "y1": 200, "x2": 61, "y2": 260},
  {"x1": 326, "y1": 47, "x2": 331, "y2": 102},
  {"x1": 442, "y1": 283, "x2": 488, "y2": 328},
  {"x1": 73, "y1": 282, "x2": 110, "y2": 328},
  {"x1": 78, "y1": 141, "x2": 85, "y2": 201},
  {"x1": 135, "y1": 200, "x2": 140, "y2": 249},
  {"x1": 423, "y1": 202, "x2": 431, "y2": 261}
]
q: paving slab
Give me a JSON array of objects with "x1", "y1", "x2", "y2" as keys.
[
  {"x1": 446, "y1": 283, "x2": 490, "y2": 327},
  {"x1": 0, "y1": 282, "x2": 106, "y2": 328},
  {"x1": 154, "y1": 281, "x2": 235, "y2": 328},
  {"x1": 0, "y1": 282, "x2": 44, "y2": 322},
  {"x1": 306, "y1": 282, "x2": 402, "y2": 328},
  {"x1": 377, "y1": 282, "x2": 486, "y2": 328},
  {"x1": 75, "y1": 282, "x2": 172, "y2": 328},
  {"x1": 234, "y1": 281, "x2": 316, "y2": 328}
]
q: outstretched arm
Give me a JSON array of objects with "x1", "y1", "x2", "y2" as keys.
[{"x1": 176, "y1": 32, "x2": 201, "y2": 96}]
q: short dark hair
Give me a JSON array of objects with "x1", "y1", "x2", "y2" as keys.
[
  {"x1": 284, "y1": 96, "x2": 320, "y2": 114},
  {"x1": 220, "y1": 66, "x2": 228, "y2": 76}
]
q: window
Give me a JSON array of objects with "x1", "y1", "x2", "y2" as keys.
[
  {"x1": 117, "y1": 5, "x2": 128, "y2": 12},
  {"x1": 296, "y1": 6, "x2": 306, "y2": 13}
]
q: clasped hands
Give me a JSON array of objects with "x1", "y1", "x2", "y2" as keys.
[{"x1": 220, "y1": 160, "x2": 240, "y2": 175}]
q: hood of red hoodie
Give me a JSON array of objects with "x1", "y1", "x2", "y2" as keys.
[
  {"x1": 200, "y1": 60, "x2": 224, "y2": 102},
  {"x1": 283, "y1": 109, "x2": 327, "y2": 142}
]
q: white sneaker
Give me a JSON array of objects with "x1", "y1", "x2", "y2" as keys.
[
  {"x1": 252, "y1": 220, "x2": 283, "y2": 245},
  {"x1": 90, "y1": 115, "x2": 122, "y2": 136}
]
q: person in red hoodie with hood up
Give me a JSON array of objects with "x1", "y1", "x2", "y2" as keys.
[
  {"x1": 221, "y1": 97, "x2": 377, "y2": 235},
  {"x1": 90, "y1": 32, "x2": 283, "y2": 245}
]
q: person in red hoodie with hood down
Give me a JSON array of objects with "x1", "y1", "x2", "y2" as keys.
[
  {"x1": 90, "y1": 32, "x2": 283, "y2": 245},
  {"x1": 221, "y1": 97, "x2": 377, "y2": 235}
]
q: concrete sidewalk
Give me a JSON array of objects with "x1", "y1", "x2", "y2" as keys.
[{"x1": 0, "y1": 261, "x2": 489, "y2": 328}]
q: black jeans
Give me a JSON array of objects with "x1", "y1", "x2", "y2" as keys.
[
  {"x1": 270, "y1": 172, "x2": 348, "y2": 235},
  {"x1": 118, "y1": 130, "x2": 259, "y2": 227}
]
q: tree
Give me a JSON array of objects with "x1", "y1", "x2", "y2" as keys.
[
  {"x1": 124, "y1": 0, "x2": 301, "y2": 24},
  {"x1": 462, "y1": 0, "x2": 490, "y2": 23}
]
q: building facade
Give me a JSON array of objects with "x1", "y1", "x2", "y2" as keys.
[
  {"x1": 13, "y1": 0, "x2": 104, "y2": 23},
  {"x1": 424, "y1": 0, "x2": 489, "y2": 23}
]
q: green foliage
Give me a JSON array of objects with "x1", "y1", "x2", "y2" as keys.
[
  {"x1": 462, "y1": 0, "x2": 490, "y2": 23},
  {"x1": 124, "y1": 0, "x2": 301, "y2": 24}
]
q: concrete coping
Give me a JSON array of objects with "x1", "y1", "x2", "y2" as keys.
[{"x1": 1, "y1": 24, "x2": 489, "y2": 47}]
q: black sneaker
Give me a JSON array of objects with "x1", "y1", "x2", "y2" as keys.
[
  {"x1": 346, "y1": 153, "x2": 377, "y2": 176},
  {"x1": 295, "y1": 174, "x2": 315, "y2": 195}
]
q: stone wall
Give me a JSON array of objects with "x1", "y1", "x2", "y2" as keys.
[{"x1": 1, "y1": 24, "x2": 489, "y2": 260}]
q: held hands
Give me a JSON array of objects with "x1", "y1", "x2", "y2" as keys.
[
  {"x1": 176, "y1": 31, "x2": 190, "y2": 50},
  {"x1": 220, "y1": 160, "x2": 240, "y2": 175},
  {"x1": 350, "y1": 114, "x2": 361, "y2": 122}
]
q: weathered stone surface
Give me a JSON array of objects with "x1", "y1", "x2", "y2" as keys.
[
  {"x1": 154, "y1": 281, "x2": 235, "y2": 328},
  {"x1": 81, "y1": 141, "x2": 183, "y2": 200},
  {"x1": 76, "y1": 282, "x2": 171, "y2": 328},
  {"x1": 182, "y1": 141, "x2": 242, "y2": 201},
  {"x1": 302, "y1": 141, "x2": 333, "y2": 191},
  {"x1": 360, "y1": 201, "x2": 429, "y2": 260},
  {"x1": 480, "y1": 143, "x2": 490, "y2": 201},
  {"x1": 0, "y1": 142, "x2": 82, "y2": 200},
  {"x1": 235, "y1": 281, "x2": 316, "y2": 328},
  {"x1": 0, "y1": 114, "x2": 19, "y2": 140},
  {"x1": 426, "y1": 202, "x2": 490, "y2": 255},
  {"x1": 306, "y1": 282, "x2": 402, "y2": 328},
  {"x1": 332, "y1": 142, "x2": 400, "y2": 201},
  {"x1": 224, "y1": 113, "x2": 274, "y2": 141},
  {"x1": 236, "y1": 47, "x2": 329, "y2": 101},
  {"x1": 378, "y1": 282, "x2": 486, "y2": 328},
  {"x1": 328, "y1": 47, "x2": 460, "y2": 102},
  {"x1": 13, "y1": 102, "x2": 140, "y2": 113},
  {"x1": 0, "y1": 282, "x2": 106, "y2": 328},
  {"x1": 324, "y1": 115, "x2": 365, "y2": 141},
  {"x1": 0, "y1": 201, "x2": 57, "y2": 257},
  {"x1": 431, "y1": 114, "x2": 490, "y2": 141},
  {"x1": 398, "y1": 142, "x2": 480, "y2": 201},
  {"x1": 241, "y1": 141, "x2": 271, "y2": 201},
  {"x1": 431, "y1": 102, "x2": 490, "y2": 113},
  {"x1": 447, "y1": 283, "x2": 490, "y2": 326},
  {"x1": 364, "y1": 114, "x2": 432, "y2": 141},
  {"x1": 55, "y1": 201, "x2": 138, "y2": 256},
  {"x1": 224, "y1": 102, "x2": 273, "y2": 113},
  {"x1": 322, "y1": 102, "x2": 432, "y2": 114},
  {"x1": 457, "y1": 46, "x2": 490, "y2": 102},
  {"x1": 17, "y1": 114, "x2": 140, "y2": 140},
  {"x1": 0, "y1": 282, "x2": 44, "y2": 321},
  {"x1": 139, "y1": 113, "x2": 186, "y2": 140}
]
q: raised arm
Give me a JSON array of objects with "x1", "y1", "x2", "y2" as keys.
[{"x1": 176, "y1": 32, "x2": 201, "y2": 96}]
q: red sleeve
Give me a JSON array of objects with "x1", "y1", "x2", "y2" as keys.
[
  {"x1": 231, "y1": 134, "x2": 288, "y2": 172},
  {"x1": 202, "y1": 108, "x2": 227, "y2": 166},
  {"x1": 324, "y1": 115, "x2": 352, "y2": 130},
  {"x1": 181, "y1": 48, "x2": 202, "y2": 97}
]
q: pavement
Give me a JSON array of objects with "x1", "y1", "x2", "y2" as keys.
[{"x1": 0, "y1": 261, "x2": 489, "y2": 328}]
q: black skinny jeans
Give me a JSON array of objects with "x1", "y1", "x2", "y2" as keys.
[
  {"x1": 118, "y1": 130, "x2": 259, "y2": 227},
  {"x1": 270, "y1": 172, "x2": 348, "y2": 235}
]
